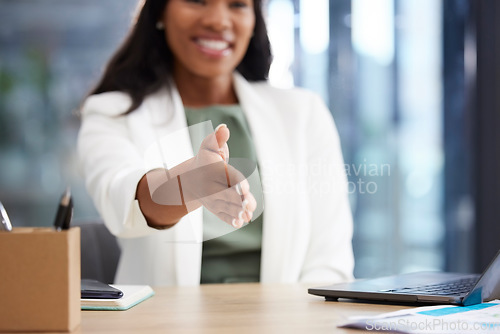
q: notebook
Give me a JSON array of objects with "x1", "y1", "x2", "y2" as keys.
[
  {"x1": 81, "y1": 285, "x2": 154, "y2": 311},
  {"x1": 309, "y1": 250, "x2": 500, "y2": 306}
]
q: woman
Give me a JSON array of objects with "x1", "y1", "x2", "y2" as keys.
[{"x1": 78, "y1": 0, "x2": 354, "y2": 286}]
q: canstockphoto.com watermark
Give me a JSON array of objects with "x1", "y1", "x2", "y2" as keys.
[{"x1": 365, "y1": 318, "x2": 500, "y2": 332}]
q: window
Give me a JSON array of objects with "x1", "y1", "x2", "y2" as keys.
[{"x1": 268, "y1": 0, "x2": 466, "y2": 278}]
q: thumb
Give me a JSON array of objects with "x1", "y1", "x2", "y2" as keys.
[{"x1": 215, "y1": 124, "x2": 230, "y2": 149}]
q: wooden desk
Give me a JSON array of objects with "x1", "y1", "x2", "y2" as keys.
[{"x1": 78, "y1": 283, "x2": 410, "y2": 333}]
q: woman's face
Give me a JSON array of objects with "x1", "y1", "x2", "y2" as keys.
[{"x1": 162, "y1": 0, "x2": 255, "y2": 80}]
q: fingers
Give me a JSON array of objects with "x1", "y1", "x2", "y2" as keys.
[
  {"x1": 242, "y1": 191, "x2": 257, "y2": 213},
  {"x1": 218, "y1": 144, "x2": 229, "y2": 164},
  {"x1": 198, "y1": 124, "x2": 230, "y2": 164},
  {"x1": 225, "y1": 164, "x2": 247, "y2": 187},
  {"x1": 204, "y1": 184, "x2": 257, "y2": 228},
  {"x1": 213, "y1": 200, "x2": 248, "y2": 226},
  {"x1": 215, "y1": 124, "x2": 230, "y2": 163},
  {"x1": 214, "y1": 124, "x2": 230, "y2": 149},
  {"x1": 199, "y1": 124, "x2": 229, "y2": 152},
  {"x1": 180, "y1": 160, "x2": 251, "y2": 203},
  {"x1": 215, "y1": 212, "x2": 245, "y2": 228}
]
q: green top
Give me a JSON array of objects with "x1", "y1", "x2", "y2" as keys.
[{"x1": 184, "y1": 104, "x2": 263, "y2": 284}]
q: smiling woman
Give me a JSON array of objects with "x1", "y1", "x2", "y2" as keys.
[
  {"x1": 77, "y1": 0, "x2": 354, "y2": 286},
  {"x1": 161, "y1": 0, "x2": 255, "y2": 105},
  {"x1": 163, "y1": 0, "x2": 254, "y2": 78},
  {"x1": 88, "y1": 0, "x2": 270, "y2": 114}
]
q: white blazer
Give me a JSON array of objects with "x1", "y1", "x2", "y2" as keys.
[{"x1": 78, "y1": 73, "x2": 354, "y2": 286}]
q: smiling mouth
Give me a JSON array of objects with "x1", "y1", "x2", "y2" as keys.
[{"x1": 195, "y1": 38, "x2": 231, "y2": 52}]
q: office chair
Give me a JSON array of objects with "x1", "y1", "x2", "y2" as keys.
[{"x1": 75, "y1": 220, "x2": 121, "y2": 284}]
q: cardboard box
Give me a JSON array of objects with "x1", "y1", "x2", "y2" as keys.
[{"x1": 0, "y1": 227, "x2": 81, "y2": 332}]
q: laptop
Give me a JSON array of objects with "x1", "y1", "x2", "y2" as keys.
[{"x1": 308, "y1": 250, "x2": 500, "y2": 306}]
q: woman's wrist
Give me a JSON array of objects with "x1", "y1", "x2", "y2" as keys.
[{"x1": 136, "y1": 169, "x2": 189, "y2": 229}]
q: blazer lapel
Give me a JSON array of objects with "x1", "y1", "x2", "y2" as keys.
[{"x1": 233, "y1": 73, "x2": 295, "y2": 282}]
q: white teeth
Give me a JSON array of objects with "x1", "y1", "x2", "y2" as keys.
[{"x1": 197, "y1": 39, "x2": 229, "y2": 51}]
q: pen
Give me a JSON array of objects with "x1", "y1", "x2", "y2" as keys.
[
  {"x1": 53, "y1": 188, "x2": 72, "y2": 231},
  {"x1": 62, "y1": 193, "x2": 73, "y2": 230},
  {"x1": 0, "y1": 200, "x2": 13, "y2": 232}
]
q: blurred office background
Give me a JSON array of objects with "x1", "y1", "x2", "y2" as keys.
[{"x1": 0, "y1": 0, "x2": 498, "y2": 278}]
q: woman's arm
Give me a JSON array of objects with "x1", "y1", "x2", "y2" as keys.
[
  {"x1": 79, "y1": 103, "x2": 255, "y2": 236},
  {"x1": 135, "y1": 159, "x2": 196, "y2": 229},
  {"x1": 135, "y1": 124, "x2": 256, "y2": 229}
]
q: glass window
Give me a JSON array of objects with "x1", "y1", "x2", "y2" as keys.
[{"x1": 269, "y1": 0, "x2": 450, "y2": 278}]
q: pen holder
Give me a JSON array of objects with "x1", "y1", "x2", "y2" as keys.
[{"x1": 0, "y1": 227, "x2": 81, "y2": 332}]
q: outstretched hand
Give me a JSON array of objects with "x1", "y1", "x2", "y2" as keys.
[{"x1": 183, "y1": 124, "x2": 257, "y2": 228}]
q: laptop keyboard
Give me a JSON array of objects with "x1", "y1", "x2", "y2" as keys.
[{"x1": 392, "y1": 276, "x2": 479, "y2": 296}]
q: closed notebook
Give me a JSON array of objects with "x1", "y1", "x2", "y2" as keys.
[{"x1": 81, "y1": 285, "x2": 154, "y2": 311}]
